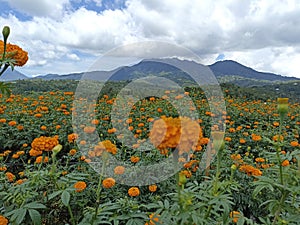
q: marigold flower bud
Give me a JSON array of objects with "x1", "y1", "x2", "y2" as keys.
[
  {"x1": 178, "y1": 172, "x2": 187, "y2": 185},
  {"x1": 2, "y1": 26, "x2": 10, "y2": 43},
  {"x1": 277, "y1": 98, "x2": 288, "y2": 117},
  {"x1": 52, "y1": 144, "x2": 62, "y2": 157},
  {"x1": 231, "y1": 164, "x2": 237, "y2": 170}
]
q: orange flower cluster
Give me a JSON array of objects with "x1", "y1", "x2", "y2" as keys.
[
  {"x1": 149, "y1": 116, "x2": 204, "y2": 155},
  {"x1": 89, "y1": 140, "x2": 117, "y2": 157},
  {"x1": 29, "y1": 136, "x2": 59, "y2": 156},
  {"x1": 35, "y1": 156, "x2": 49, "y2": 164},
  {"x1": 239, "y1": 164, "x2": 262, "y2": 176},
  {"x1": 230, "y1": 154, "x2": 244, "y2": 166},
  {"x1": 0, "y1": 40, "x2": 28, "y2": 66},
  {"x1": 68, "y1": 133, "x2": 78, "y2": 143},
  {"x1": 145, "y1": 213, "x2": 160, "y2": 225},
  {"x1": 230, "y1": 211, "x2": 240, "y2": 223},
  {"x1": 251, "y1": 134, "x2": 262, "y2": 142},
  {"x1": 74, "y1": 181, "x2": 87, "y2": 192},
  {"x1": 184, "y1": 159, "x2": 199, "y2": 173}
]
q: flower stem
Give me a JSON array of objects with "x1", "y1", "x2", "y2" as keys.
[
  {"x1": 92, "y1": 155, "x2": 107, "y2": 224},
  {"x1": 67, "y1": 204, "x2": 76, "y2": 225}
]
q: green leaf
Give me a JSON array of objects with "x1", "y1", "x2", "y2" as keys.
[
  {"x1": 0, "y1": 82, "x2": 11, "y2": 97},
  {"x1": 28, "y1": 209, "x2": 42, "y2": 225},
  {"x1": 48, "y1": 190, "x2": 63, "y2": 200},
  {"x1": 24, "y1": 202, "x2": 46, "y2": 209},
  {"x1": 61, "y1": 190, "x2": 70, "y2": 206},
  {"x1": 13, "y1": 208, "x2": 27, "y2": 224}
]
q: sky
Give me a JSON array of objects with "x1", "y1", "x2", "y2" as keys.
[{"x1": 0, "y1": 0, "x2": 300, "y2": 78}]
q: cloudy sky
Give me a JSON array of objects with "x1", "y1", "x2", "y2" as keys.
[{"x1": 0, "y1": 0, "x2": 300, "y2": 78}]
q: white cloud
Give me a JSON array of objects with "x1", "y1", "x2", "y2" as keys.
[
  {"x1": 4, "y1": 0, "x2": 71, "y2": 18},
  {"x1": 0, "y1": 0, "x2": 300, "y2": 78}
]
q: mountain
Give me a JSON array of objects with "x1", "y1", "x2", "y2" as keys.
[
  {"x1": 209, "y1": 60, "x2": 297, "y2": 81},
  {"x1": 32, "y1": 59, "x2": 299, "y2": 87},
  {"x1": 0, "y1": 69, "x2": 28, "y2": 81}
]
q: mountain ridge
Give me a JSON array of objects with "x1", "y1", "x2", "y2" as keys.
[{"x1": 1, "y1": 59, "x2": 299, "y2": 86}]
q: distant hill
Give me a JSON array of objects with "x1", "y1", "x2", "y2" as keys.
[
  {"x1": 32, "y1": 59, "x2": 299, "y2": 87},
  {"x1": 209, "y1": 60, "x2": 297, "y2": 82},
  {"x1": 0, "y1": 69, "x2": 28, "y2": 81}
]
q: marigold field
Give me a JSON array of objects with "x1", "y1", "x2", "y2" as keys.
[{"x1": 0, "y1": 85, "x2": 299, "y2": 225}]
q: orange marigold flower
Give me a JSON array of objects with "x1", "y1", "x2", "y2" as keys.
[
  {"x1": 18, "y1": 150, "x2": 26, "y2": 157},
  {"x1": 239, "y1": 164, "x2": 262, "y2": 176},
  {"x1": 100, "y1": 140, "x2": 117, "y2": 155},
  {"x1": 0, "y1": 40, "x2": 28, "y2": 66},
  {"x1": 31, "y1": 136, "x2": 59, "y2": 152},
  {"x1": 74, "y1": 181, "x2": 87, "y2": 192},
  {"x1": 239, "y1": 138, "x2": 246, "y2": 144},
  {"x1": 149, "y1": 116, "x2": 202, "y2": 154},
  {"x1": 0, "y1": 166, "x2": 7, "y2": 171},
  {"x1": 12, "y1": 153, "x2": 19, "y2": 159},
  {"x1": 35, "y1": 156, "x2": 49, "y2": 164},
  {"x1": 0, "y1": 215, "x2": 8, "y2": 225},
  {"x1": 68, "y1": 133, "x2": 78, "y2": 143},
  {"x1": 61, "y1": 171, "x2": 68, "y2": 176},
  {"x1": 272, "y1": 135, "x2": 284, "y2": 142},
  {"x1": 114, "y1": 166, "x2": 125, "y2": 175},
  {"x1": 17, "y1": 125, "x2": 24, "y2": 131},
  {"x1": 230, "y1": 211, "x2": 240, "y2": 223},
  {"x1": 148, "y1": 184, "x2": 157, "y2": 192},
  {"x1": 40, "y1": 125, "x2": 47, "y2": 130},
  {"x1": 5, "y1": 172, "x2": 15, "y2": 182},
  {"x1": 281, "y1": 160, "x2": 290, "y2": 167},
  {"x1": 128, "y1": 187, "x2": 140, "y2": 197},
  {"x1": 8, "y1": 120, "x2": 16, "y2": 126},
  {"x1": 29, "y1": 149, "x2": 43, "y2": 157},
  {"x1": 15, "y1": 179, "x2": 24, "y2": 185},
  {"x1": 146, "y1": 213, "x2": 160, "y2": 225},
  {"x1": 255, "y1": 157, "x2": 265, "y2": 163},
  {"x1": 34, "y1": 113, "x2": 42, "y2": 118},
  {"x1": 69, "y1": 149, "x2": 77, "y2": 156},
  {"x1": 102, "y1": 177, "x2": 116, "y2": 188},
  {"x1": 130, "y1": 156, "x2": 140, "y2": 163},
  {"x1": 251, "y1": 134, "x2": 262, "y2": 142},
  {"x1": 83, "y1": 126, "x2": 96, "y2": 133},
  {"x1": 107, "y1": 127, "x2": 117, "y2": 134},
  {"x1": 224, "y1": 137, "x2": 232, "y2": 142},
  {"x1": 290, "y1": 141, "x2": 299, "y2": 147}
]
